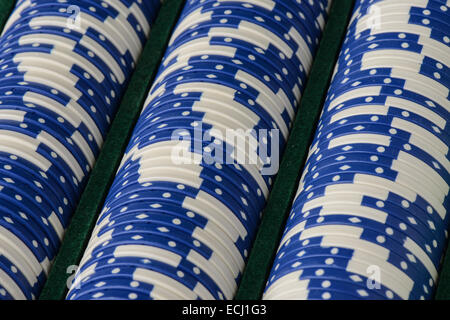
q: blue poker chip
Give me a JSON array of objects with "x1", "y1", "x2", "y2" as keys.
[
  {"x1": 0, "y1": 195, "x2": 60, "y2": 256},
  {"x1": 120, "y1": 126, "x2": 273, "y2": 192},
  {"x1": 270, "y1": 247, "x2": 429, "y2": 300},
  {"x1": 310, "y1": 122, "x2": 449, "y2": 167},
  {"x1": 71, "y1": 287, "x2": 156, "y2": 300},
  {"x1": 163, "y1": 29, "x2": 307, "y2": 82},
  {"x1": 327, "y1": 71, "x2": 449, "y2": 104},
  {"x1": 0, "y1": 165, "x2": 70, "y2": 232},
  {"x1": 348, "y1": 23, "x2": 450, "y2": 51},
  {"x1": 284, "y1": 201, "x2": 444, "y2": 262},
  {"x1": 339, "y1": 30, "x2": 449, "y2": 55},
  {"x1": 72, "y1": 254, "x2": 225, "y2": 300},
  {"x1": 168, "y1": 12, "x2": 315, "y2": 56},
  {"x1": 0, "y1": 217, "x2": 48, "y2": 290},
  {"x1": 0, "y1": 27, "x2": 126, "y2": 95},
  {"x1": 134, "y1": 103, "x2": 277, "y2": 149},
  {"x1": 93, "y1": 207, "x2": 246, "y2": 279},
  {"x1": 0, "y1": 101, "x2": 100, "y2": 163},
  {"x1": 265, "y1": 271, "x2": 400, "y2": 300},
  {"x1": 108, "y1": 162, "x2": 263, "y2": 227},
  {"x1": 0, "y1": 114, "x2": 94, "y2": 178},
  {"x1": 338, "y1": 36, "x2": 450, "y2": 69},
  {"x1": 0, "y1": 21, "x2": 134, "y2": 80},
  {"x1": 0, "y1": 0, "x2": 159, "y2": 300},
  {"x1": 86, "y1": 235, "x2": 237, "y2": 299},
  {"x1": 161, "y1": 34, "x2": 308, "y2": 90},
  {"x1": 102, "y1": 185, "x2": 255, "y2": 251},
  {"x1": 178, "y1": 0, "x2": 329, "y2": 37},
  {"x1": 138, "y1": 89, "x2": 280, "y2": 134},
  {"x1": 0, "y1": 150, "x2": 77, "y2": 215},
  {"x1": 80, "y1": 252, "x2": 226, "y2": 299},
  {"x1": 264, "y1": 265, "x2": 400, "y2": 300},
  {"x1": 302, "y1": 152, "x2": 448, "y2": 206},
  {"x1": 269, "y1": 286, "x2": 399, "y2": 300},
  {"x1": 276, "y1": 217, "x2": 440, "y2": 273},
  {"x1": 0, "y1": 180, "x2": 65, "y2": 249},
  {"x1": 349, "y1": 8, "x2": 450, "y2": 36},
  {"x1": 166, "y1": 27, "x2": 313, "y2": 78},
  {"x1": 0, "y1": 254, "x2": 38, "y2": 300},
  {"x1": 332, "y1": 58, "x2": 450, "y2": 91},
  {"x1": 311, "y1": 123, "x2": 448, "y2": 162},
  {"x1": 137, "y1": 88, "x2": 284, "y2": 141},
  {"x1": 0, "y1": 147, "x2": 75, "y2": 213},
  {"x1": 318, "y1": 114, "x2": 449, "y2": 152},
  {"x1": 314, "y1": 114, "x2": 449, "y2": 149},
  {"x1": 0, "y1": 73, "x2": 114, "y2": 132},
  {"x1": 182, "y1": 0, "x2": 325, "y2": 39},
  {"x1": 296, "y1": 170, "x2": 448, "y2": 230},
  {"x1": 320, "y1": 90, "x2": 449, "y2": 132},
  {"x1": 73, "y1": 246, "x2": 230, "y2": 297},
  {"x1": 96, "y1": 212, "x2": 243, "y2": 275},
  {"x1": 276, "y1": 215, "x2": 442, "y2": 277},
  {"x1": 113, "y1": 150, "x2": 266, "y2": 213},
  {"x1": 320, "y1": 93, "x2": 449, "y2": 131},
  {"x1": 324, "y1": 78, "x2": 449, "y2": 113},
  {"x1": 293, "y1": 175, "x2": 446, "y2": 234},
  {"x1": 0, "y1": 82, "x2": 109, "y2": 141},
  {"x1": 148, "y1": 71, "x2": 293, "y2": 138},
  {"x1": 0, "y1": 170, "x2": 65, "y2": 246},
  {"x1": 121, "y1": 118, "x2": 275, "y2": 179},
  {"x1": 346, "y1": 9, "x2": 450, "y2": 38},
  {"x1": 68, "y1": 269, "x2": 187, "y2": 300},
  {"x1": 0, "y1": 215, "x2": 51, "y2": 271},
  {"x1": 93, "y1": 219, "x2": 232, "y2": 262},
  {"x1": 158, "y1": 50, "x2": 305, "y2": 102},
  {"x1": 0, "y1": 126, "x2": 86, "y2": 203},
  {"x1": 151, "y1": 67, "x2": 298, "y2": 127},
  {"x1": 101, "y1": 197, "x2": 252, "y2": 257},
  {"x1": 186, "y1": 2, "x2": 322, "y2": 47},
  {"x1": 322, "y1": 83, "x2": 449, "y2": 114},
  {"x1": 97, "y1": 194, "x2": 250, "y2": 258},
  {"x1": 153, "y1": 55, "x2": 301, "y2": 111},
  {"x1": 273, "y1": 0, "x2": 450, "y2": 302},
  {"x1": 292, "y1": 168, "x2": 447, "y2": 229},
  {"x1": 331, "y1": 69, "x2": 449, "y2": 97},
  {"x1": 10, "y1": 7, "x2": 139, "y2": 67}
]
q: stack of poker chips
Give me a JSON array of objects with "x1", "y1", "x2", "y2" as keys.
[
  {"x1": 67, "y1": 0, "x2": 331, "y2": 300},
  {"x1": 264, "y1": 0, "x2": 450, "y2": 300},
  {"x1": 0, "y1": 0, "x2": 160, "y2": 300}
]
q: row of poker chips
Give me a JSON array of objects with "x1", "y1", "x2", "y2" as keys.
[
  {"x1": 67, "y1": 0, "x2": 331, "y2": 300},
  {"x1": 264, "y1": 0, "x2": 450, "y2": 300},
  {"x1": 0, "y1": 0, "x2": 160, "y2": 300}
]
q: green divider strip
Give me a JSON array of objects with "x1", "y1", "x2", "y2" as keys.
[
  {"x1": 38, "y1": 0, "x2": 185, "y2": 300},
  {"x1": 0, "y1": 0, "x2": 15, "y2": 31},
  {"x1": 235, "y1": 0, "x2": 355, "y2": 300},
  {"x1": 436, "y1": 246, "x2": 450, "y2": 299}
]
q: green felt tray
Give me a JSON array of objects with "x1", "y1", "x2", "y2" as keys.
[
  {"x1": 0, "y1": 0, "x2": 14, "y2": 31},
  {"x1": 0, "y1": 0, "x2": 448, "y2": 300}
]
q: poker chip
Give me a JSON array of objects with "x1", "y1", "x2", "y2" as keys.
[
  {"x1": 264, "y1": 0, "x2": 450, "y2": 300},
  {"x1": 67, "y1": 0, "x2": 330, "y2": 300},
  {"x1": 0, "y1": 0, "x2": 160, "y2": 300}
]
